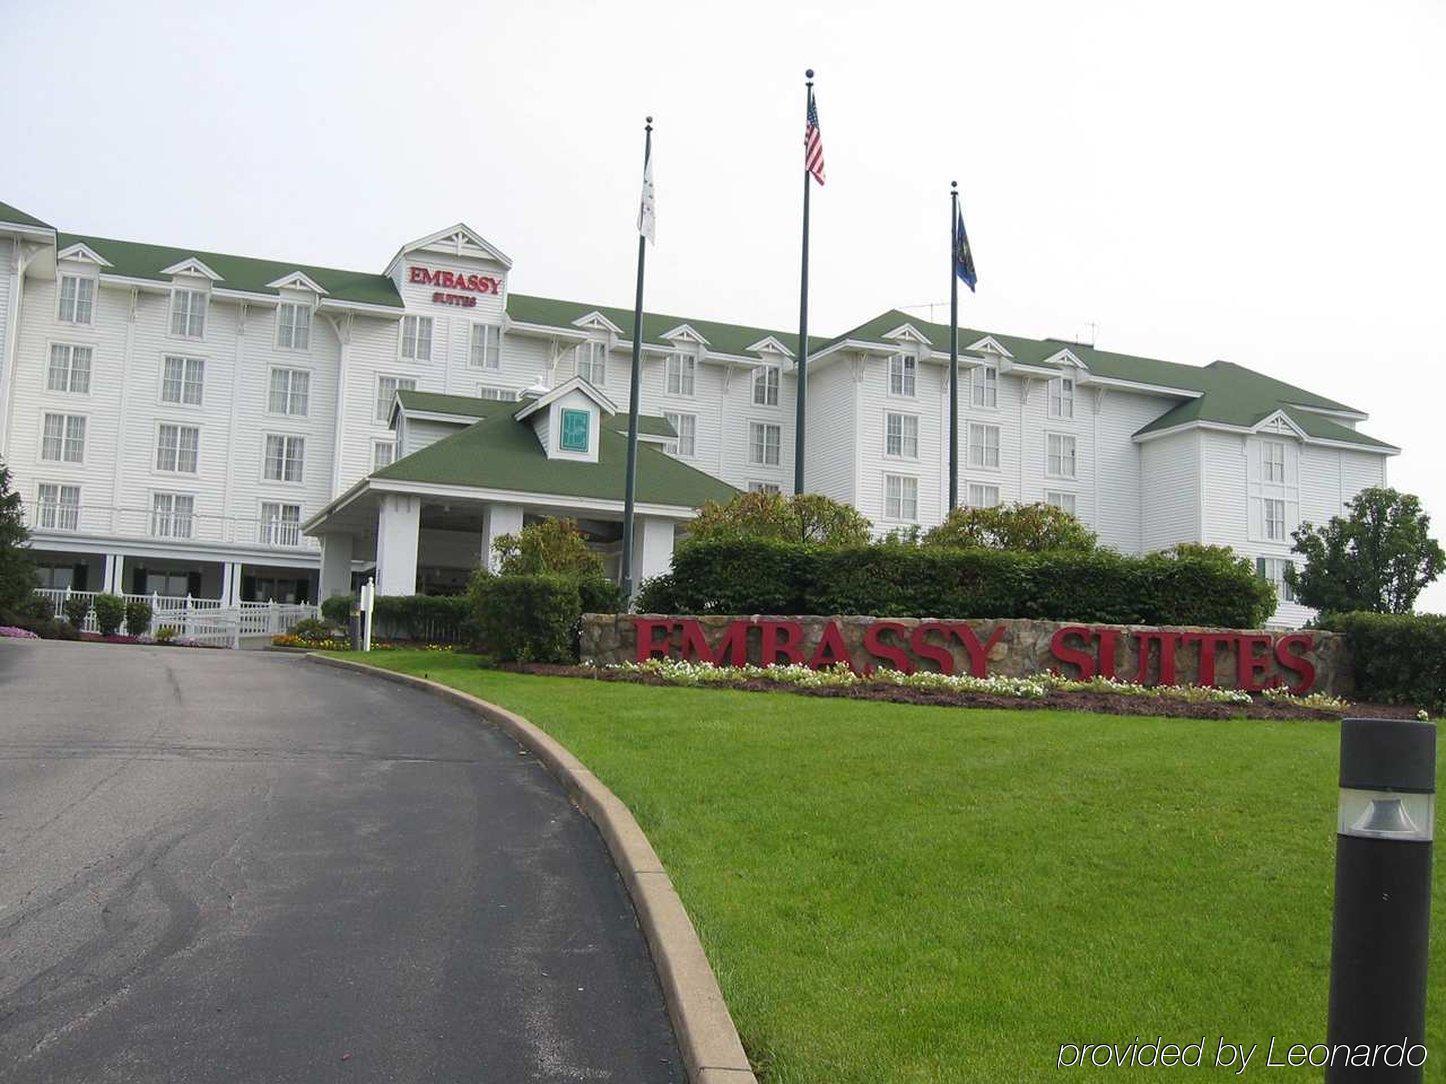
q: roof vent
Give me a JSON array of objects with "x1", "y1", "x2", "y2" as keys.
[{"x1": 519, "y1": 373, "x2": 551, "y2": 401}]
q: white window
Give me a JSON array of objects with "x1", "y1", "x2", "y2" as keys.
[
  {"x1": 372, "y1": 441, "x2": 396, "y2": 470},
  {"x1": 748, "y1": 481, "x2": 781, "y2": 494},
  {"x1": 576, "y1": 340, "x2": 607, "y2": 385},
  {"x1": 1263, "y1": 497, "x2": 1287, "y2": 541},
  {"x1": 268, "y1": 367, "x2": 310, "y2": 415},
  {"x1": 161, "y1": 356, "x2": 205, "y2": 405},
  {"x1": 1261, "y1": 440, "x2": 1287, "y2": 483},
  {"x1": 169, "y1": 288, "x2": 207, "y2": 338},
  {"x1": 1046, "y1": 490, "x2": 1077, "y2": 515},
  {"x1": 971, "y1": 360, "x2": 998, "y2": 408},
  {"x1": 36, "y1": 483, "x2": 80, "y2": 530},
  {"x1": 752, "y1": 364, "x2": 780, "y2": 406},
  {"x1": 263, "y1": 434, "x2": 305, "y2": 483},
  {"x1": 477, "y1": 385, "x2": 517, "y2": 401},
  {"x1": 400, "y1": 315, "x2": 433, "y2": 361},
  {"x1": 1046, "y1": 433, "x2": 1077, "y2": 478},
  {"x1": 156, "y1": 423, "x2": 200, "y2": 473},
  {"x1": 1257, "y1": 557, "x2": 1297, "y2": 603},
  {"x1": 888, "y1": 353, "x2": 917, "y2": 397},
  {"x1": 57, "y1": 275, "x2": 95, "y2": 325},
  {"x1": 276, "y1": 301, "x2": 311, "y2": 350},
  {"x1": 664, "y1": 411, "x2": 697, "y2": 457},
  {"x1": 665, "y1": 353, "x2": 696, "y2": 397},
  {"x1": 376, "y1": 375, "x2": 416, "y2": 423},
  {"x1": 968, "y1": 422, "x2": 1001, "y2": 469},
  {"x1": 41, "y1": 413, "x2": 86, "y2": 463},
  {"x1": 749, "y1": 422, "x2": 781, "y2": 466},
  {"x1": 47, "y1": 344, "x2": 92, "y2": 393},
  {"x1": 967, "y1": 482, "x2": 1001, "y2": 508},
  {"x1": 885, "y1": 412, "x2": 919, "y2": 458},
  {"x1": 150, "y1": 492, "x2": 195, "y2": 539},
  {"x1": 260, "y1": 502, "x2": 303, "y2": 546},
  {"x1": 884, "y1": 474, "x2": 918, "y2": 521},
  {"x1": 1049, "y1": 375, "x2": 1075, "y2": 419},
  {"x1": 469, "y1": 323, "x2": 501, "y2": 369},
  {"x1": 145, "y1": 571, "x2": 190, "y2": 597}
]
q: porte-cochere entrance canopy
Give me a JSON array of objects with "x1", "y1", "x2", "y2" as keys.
[{"x1": 303, "y1": 383, "x2": 736, "y2": 598}]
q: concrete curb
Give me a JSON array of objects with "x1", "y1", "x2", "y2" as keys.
[{"x1": 306, "y1": 653, "x2": 758, "y2": 1084}]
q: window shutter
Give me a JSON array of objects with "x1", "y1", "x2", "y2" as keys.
[
  {"x1": 187, "y1": 571, "x2": 203, "y2": 597},
  {"x1": 1248, "y1": 496, "x2": 1262, "y2": 540}
]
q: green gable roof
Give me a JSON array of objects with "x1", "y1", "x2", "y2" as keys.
[
  {"x1": 507, "y1": 293, "x2": 798, "y2": 358},
  {"x1": 56, "y1": 232, "x2": 403, "y2": 309},
  {"x1": 375, "y1": 402, "x2": 728, "y2": 507},
  {"x1": 0, "y1": 201, "x2": 53, "y2": 230},
  {"x1": 394, "y1": 388, "x2": 676, "y2": 437}
]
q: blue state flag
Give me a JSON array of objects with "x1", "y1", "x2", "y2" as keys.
[{"x1": 954, "y1": 204, "x2": 977, "y2": 293}]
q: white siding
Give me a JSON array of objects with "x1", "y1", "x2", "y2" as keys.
[
  {"x1": 803, "y1": 358, "x2": 857, "y2": 505},
  {"x1": 1139, "y1": 429, "x2": 1201, "y2": 552}
]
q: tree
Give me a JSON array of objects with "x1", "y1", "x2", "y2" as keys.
[
  {"x1": 0, "y1": 459, "x2": 35, "y2": 617},
  {"x1": 686, "y1": 490, "x2": 872, "y2": 548},
  {"x1": 922, "y1": 502, "x2": 1098, "y2": 553},
  {"x1": 492, "y1": 517, "x2": 604, "y2": 578},
  {"x1": 1288, "y1": 486, "x2": 1445, "y2": 614}
]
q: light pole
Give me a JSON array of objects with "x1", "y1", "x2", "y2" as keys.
[{"x1": 1326, "y1": 717, "x2": 1435, "y2": 1082}]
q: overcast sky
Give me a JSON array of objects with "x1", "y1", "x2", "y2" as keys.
[{"x1": 5, "y1": 0, "x2": 1444, "y2": 608}]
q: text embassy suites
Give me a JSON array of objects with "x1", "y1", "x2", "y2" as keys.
[{"x1": 0, "y1": 201, "x2": 1397, "y2": 624}]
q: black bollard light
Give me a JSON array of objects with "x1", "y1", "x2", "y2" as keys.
[{"x1": 1326, "y1": 717, "x2": 1435, "y2": 1082}]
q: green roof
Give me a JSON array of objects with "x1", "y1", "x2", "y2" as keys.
[
  {"x1": 0, "y1": 201, "x2": 53, "y2": 229},
  {"x1": 375, "y1": 399, "x2": 726, "y2": 507},
  {"x1": 507, "y1": 293, "x2": 798, "y2": 358},
  {"x1": 394, "y1": 388, "x2": 676, "y2": 437},
  {"x1": 56, "y1": 232, "x2": 404, "y2": 309}
]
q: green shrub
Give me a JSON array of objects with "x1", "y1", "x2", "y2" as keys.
[
  {"x1": 92, "y1": 593, "x2": 126, "y2": 636},
  {"x1": 24, "y1": 616, "x2": 81, "y2": 640},
  {"x1": 1322, "y1": 611, "x2": 1446, "y2": 715},
  {"x1": 688, "y1": 491, "x2": 873, "y2": 547},
  {"x1": 155, "y1": 625, "x2": 177, "y2": 644},
  {"x1": 653, "y1": 539, "x2": 1277, "y2": 628},
  {"x1": 125, "y1": 599, "x2": 152, "y2": 637},
  {"x1": 64, "y1": 594, "x2": 91, "y2": 628},
  {"x1": 923, "y1": 502, "x2": 1098, "y2": 552},
  {"x1": 493, "y1": 518, "x2": 605, "y2": 577},
  {"x1": 290, "y1": 616, "x2": 335, "y2": 643},
  {"x1": 321, "y1": 594, "x2": 352, "y2": 626},
  {"x1": 370, "y1": 594, "x2": 473, "y2": 643},
  {"x1": 579, "y1": 577, "x2": 624, "y2": 615},
  {"x1": 475, "y1": 574, "x2": 581, "y2": 663}
]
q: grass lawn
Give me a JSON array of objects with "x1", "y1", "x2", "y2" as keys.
[{"x1": 336, "y1": 650, "x2": 1444, "y2": 1083}]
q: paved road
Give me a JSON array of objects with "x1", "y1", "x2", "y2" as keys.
[{"x1": 0, "y1": 640, "x2": 682, "y2": 1082}]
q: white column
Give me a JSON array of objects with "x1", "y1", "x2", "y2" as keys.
[
  {"x1": 480, "y1": 502, "x2": 524, "y2": 572},
  {"x1": 374, "y1": 493, "x2": 421, "y2": 596},
  {"x1": 319, "y1": 533, "x2": 354, "y2": 601},
  {"x1": 102, "y1": 554, "x2": 116, "y2": 593},
  {"x1": 631, "y1": 516, "x2": 676, "y2": 589},
  {"x1": 104, "y1": 553, "x2": 126, "y2": 594},
  {"x1": 220, "y1": 562, "x2": 243, "y2": 605}
]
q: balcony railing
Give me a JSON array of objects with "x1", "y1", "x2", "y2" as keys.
[{"x1": 24, "y1": 503, "x2": 319, "y2": 552}]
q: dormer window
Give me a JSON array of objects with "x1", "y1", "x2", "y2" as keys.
[
  {"x1": 1261, "y1": 440, "x2": 1286, "y2": 483},
  {"x1": 58, "y1": 275, "x2": 95, "y2": 325},
  {"x1": 752, "y1": 363, "x2": 780, "y2": 406},
  {"x1": 664, "y1": 352, "x2": 695, "y2": 397},
  {"x1": 170, "y1": 288, "x2": 207, "y2": 338},
  {"x1": 277, "y1": 302, "x2": 311, "y2": 351},
  {"x1": 1048, "y1": 375, "x2": 1075, "y2": 419},
  {"x1": 576, "y1": 341, "x2": 607, "y2": 386},
  {"x1": 972, "y1": 360, "x2": 998, "y2": 408},
  {"x1": 888, "y1": 353, "x2": 916, "y2": 397},
  {"x1": 400, "y1": 315, "x2": 433, "y2": 361},
  {"x1": 559, "y1": 408, "x2": 590, "y2": 452}
]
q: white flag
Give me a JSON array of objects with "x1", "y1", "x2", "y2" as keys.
[{"x1": 637, "y1": 145, "x2": 656, "y2": 245}]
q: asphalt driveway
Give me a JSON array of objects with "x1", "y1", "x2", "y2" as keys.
[{"x1": 0, "y1": 640, "x2": 682, "y2": 1082}]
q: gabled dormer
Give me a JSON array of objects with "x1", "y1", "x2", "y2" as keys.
[
  {"x1": 883, "y1": 321, "x2": 932, "y2": 354},
  {"x1": 266, "y1": 270, "x2": 329, "y2": 296},
  {"x1": 661, "y1": 323, "x2": 710, "y2": 350},
  {"x1": 56, "y1": 242, "x2": 113, "y2": 270},
  {"x1": 967, "y1": 334, "x2": 1013, "y2": 359},
  {"x1": 161, "y1": 256, "x2": 224, "y2": 282},
  {"x1": 747, "y1": 335, "x2": 794, "y2": 360},
  {"x1": 1252, "y1": 408, "x2": 1308, "y2": 440},
  {"x1": 513, "y1": 375, "x2": 618, "y2": 464},
  {"x1": 571, "y1": 310, "x2": 624, "y2": 338},
  {"x1": 162, "y1": 257, "x2": 220, "y2": 339}
]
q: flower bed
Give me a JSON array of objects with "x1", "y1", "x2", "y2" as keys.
[
  {"x1": 0, "y1": 625, "x2": 40, "y2": 639},
  {"x1": 272, "y1": 634, "x2": 457, "y2": 653}
]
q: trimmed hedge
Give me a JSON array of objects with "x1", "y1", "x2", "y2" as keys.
[
  {"x1": 372, "y1": 594, "x2": 473, "y2": 643},
  {"x1": 1323, "y1": 611, "x2": 1446, "y2": 714},
  {"x1": 64, "y1": 594, "x2": 91, "y2": 629},
  {"x1": 92, "y1": 593, "x2": 126, "y2": 637},
  {"x1": 475, "y1": 575, "x2": 581, "y2": 663},
  {"x1": 638, "y1": 539, "x2": 1277, "y2": 629},
  {"x1": 320, "y1": 594, "x2": 351, "y2": 626},
  {"x1": 125, "y1": 599, "x2": 152, "y2": 637}
]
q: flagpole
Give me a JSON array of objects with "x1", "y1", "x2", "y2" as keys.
[
  {"x1": 794, "y1": 69, "x2": 813, "y2": 496},
  {"x1": 620, "y1": 116, "x2": 652, "y2": 601},
  {"x1": 948, "y1": 180, "x2": 960, "y2": 512}
]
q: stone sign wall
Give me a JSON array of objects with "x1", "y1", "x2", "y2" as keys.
[{"x1": 580, "y1": 614, "x2": 1352, "y2": 695}]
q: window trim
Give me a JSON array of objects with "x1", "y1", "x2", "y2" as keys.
[
  {"x1": 883, "y1": 410, "x2": 920, "y2": 460},
  {"x1": 970, "y1": 359, "x2": 1000, "y2": 410},
  {"x1": 1045, "y1": 489, "x2": 1077, "y2": 515},
  {"x1": 261, "y1": 432, "x2": 307, "y2": 486},
  {"x1": 663, "y1": 410, "x2": 698, "y2": 458},
  {"x1": 45, "y1": 341, "x2": 94, "y2": 397},
  {"x1": 153, "y1": 420, "x2": 202, "y2": 476},
  {"x1": 882, "y1": 472, "x2": 920, "y2": 523},
  {"x1": 35, "y1": 481, "x2": 82, "y2": 531},
  {"x1": 1048, "y1": 374, "x2": 1076, "y2": 420},
  {"x1": 168, "y1": 286, "x2": 208, "y2": 340},
  {"x1": 887, "y1": 352, "x2": 918, "y2": 398},
  {"x1": 259, "y1": 500, "x2": 304, "y2": 547},
  {"x1": 1257, "y1": 556, "x2": 1298, "y2": 604},
  {"x1": 266, "y1": 365, "x2": 312, "y2": 417},
  {"x1": 375, "y1": 373, "x2": 418, "y2": 425},
  {"x1": 966, "y1": 481, "x2": 1002, "y2": 509},
  {"x1": 748, "y1": 420, "x2": 782, "y2": 467},
  {"x1": 372, "y1": 439, "x2": 396, "y2": 471},
  {"x1": 1262, "y1": 496, "x2": 1288, "y2": 542},
  {"x1": 558, "y1": 408, "x2": 591, "y2": 453},
  {"x1": 274, "y1": 300, "x2": 314, "y2": 353},
  {"x1": 477, "y1": 384, "x2": 517, "y2": 402},
  {"x1": 664, "y1": 352, "x2": 697, "y2": 398},
  {"x1": 967, "y1": 421, "x2": 1002, "y2": 471},
  {"x1": 1260, "y1": 438, "x2": 1288, "y2": 484},
  {"x1": 149, "y1": 490, "x2": 197, "y2": 540},
  {"x1": 747, "y1": 480, "x2": 782, "y2": 494},
  {"x1": 468, "y1": 321, "x2": 503, "y2": 370},
  {"x1": 398, "y1": 314, "x2": 434, "y2": 362},
  {"x1": 575, "y1": 339, "x2": 608, "y2": 386},
  {"x1": 158, "y1": 353, "x2": 207, "y2": 408},
  {"x1": 39, "y1": 410, "x2": 88, "y2": 466},
  {"x1": 55, "y1": 273, "x2": 97, "y2": 327},
  {"x1": 1045, "y1": 431, "x2": 1078, "y2": 480},
  {"x1": 752, "y1": 362, "x2": 781, "y2": 408}
]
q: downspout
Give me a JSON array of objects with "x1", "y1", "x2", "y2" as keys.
[{"x1": 325, "y1": 311, "x2": 352, "y2": 498}]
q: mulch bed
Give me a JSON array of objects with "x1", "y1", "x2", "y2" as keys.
[{"x1": 498, "y1": 662, "x2": 1421, "y2": 722}]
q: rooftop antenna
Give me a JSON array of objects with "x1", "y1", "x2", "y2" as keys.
[{"x1": 1079, "y1": 321, "x2": 1099, "y2": 347}]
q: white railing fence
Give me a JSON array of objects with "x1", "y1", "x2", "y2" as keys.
[
  {"x1": 23, "y1": 504, "x2": 319, "y2": 553},
  {"x1": 33, "y1": 588, "x2": 318, "y2": 647}
]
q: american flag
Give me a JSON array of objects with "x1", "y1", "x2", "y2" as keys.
[{"x1": 805, "y1": 89, "x2": 825, "y2": 185}]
